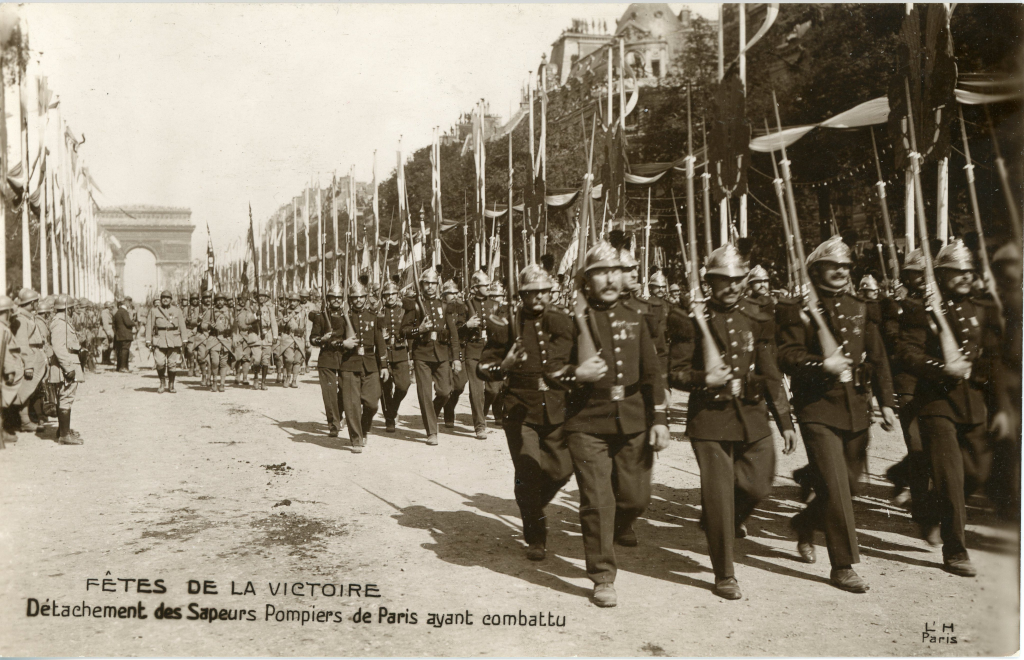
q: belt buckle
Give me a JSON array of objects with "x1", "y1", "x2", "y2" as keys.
[
  {"x1": 357, "y1": 346, "x2": 365, "y2": 356},
  {"x1": 481, "y1": 329, "x2": 488, "y2": 342},
  {"x1": 537, "y1": 377, "x2": 548, "y2": 392},
  {"x1": 429, "y1": 331, "x2": 437, "y2": 341},
  {"x1": 611, "y1": 385, "x2": 625, "y2": 401}
]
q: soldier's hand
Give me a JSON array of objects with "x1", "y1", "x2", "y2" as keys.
[
  {"x1": 380, "y1": 368, "x2": 390, "y2": 382},
  {"x1": 66, "y1": 370, "x2": 76, "y2": 382},
  {"x1": 648, "y1": 424, "x2": 670, "y2": 452},
  {"x1": 452, "y1": 360, "x2": 462, "y2": 375},
  {"x1": 782, "y1": 429, "x2": 798, "y2": 455},
  {"x1": 575, "y1": 355, "x2": 608, "y2": 383},
  {"x1": 500, "y1": 340, "x2": 526, "y2": 371},
  {"x1": 465, "y1": 315, "x2": 481, "y2": 329},
  {"x1": 942, "y1": 357, "x2": 971, "y2": 380},
  {"x1": 879, "y1": 406, "x2": 898, "y2": 432},
  {"x1": 822, "y1": 348, "x2": 852, "y2": 376},
  {"x1": 145, "y1": 341, "x2": 152, "y2": 349},
  {"x1": 342, "y1": 338, "x2": 358, "y2": 350},
  {"x1": 705, "y1": 363, "x2": 732, "y2": 389},
  {"x1": 419, "y1": 319, "x2": 434, "y2": 333},
  {"x1": 990, "y1": 410, "x2": 1016, "y2": 441}
]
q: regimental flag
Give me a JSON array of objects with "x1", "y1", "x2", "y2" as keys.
[
  {"x1": 204, "y1": 220, "x2": 216, "y2": 293},
  {"x1": 559, "y1": 224, "x2": 579, "y2": 276},
  {"x1": 430, "y1": 128, "x2": 443, "y2": 267},
  {"x1": 242, "y1": 203, "x2": 258, "y2": 295}
]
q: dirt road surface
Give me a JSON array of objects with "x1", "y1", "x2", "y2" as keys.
[{"x1": 0, "y1": 361, "x2": 1019, "y2": 656}]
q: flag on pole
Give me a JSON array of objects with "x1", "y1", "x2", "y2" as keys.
[{"x1": 242, "y1": 203, "x2": 259, "y2": 294}]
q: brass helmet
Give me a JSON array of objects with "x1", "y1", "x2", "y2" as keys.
[
  {"x1": 17, "y1": 287, "x2": 40, "y2": 305},
  {"x1": 858, "y1": 274, "x2": 880, "y2": 292},
  {"x1": 381, "y1": 281, "x2": 400, "y2": 296},
  {"x1": 0, "y1": 295, "x2": 15, "y2": 313},
  {"x1": 327, "y1": 284, "x2": 345, "y2": 298},
  {"x1": 518, "y1": 264, "x2": 553, "y2": 292},
  {"x1": 934, "y1": 238, "x2": 975, "y2": 271},
  {"x1": 806, "y1": 234, "x2": 853, "y2": 267},
  {"x1": 349, "y1": 282, "x2": 369, "y2": 297},
  {"x1": 442, "y1": 279, "x2": 459, "y2": 295},
  {"x1": 160, "y1": 289, "x2": 173, "y2": 300},
  {"x1": 669, "y1": 283, "x2": 682, "y2": 295},
  {"x1": 419, "y1": 268, "x2": 440, "y2": 284},
  {"x1": 748, "y1": 265, "x2": 770, "y2": 283},
  {"x1": 649, "y1": 270, "x2": 669, "y2": 288},
  {"x1": 903, "y1": 247, "x2": 925, "y2": 272},
  {"x1": 37, "y1": 296, "x2": 54, "y2": 313},
  {"x1": 584, "y1": 240, "x2": 621, "y2": 272},
  {"x1": 705, "y1": 243, "x2": 750, "y2": 277},
  {"x1": 470, "y1": 270, "x2": 491, "y2": 288},
  {"x1": 618, "y1": 249, "x2": 639, "y2": 270},
  {"x1": 287, "y1": 292, "x2": 301, "y2": 302},
  {"x1": 489, "y1": 281, "x2": 506, "y2": 297},
  {"x1": 54, "y1": 294, "x2": 73, "y2": 311}
]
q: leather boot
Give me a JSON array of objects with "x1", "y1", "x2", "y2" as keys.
[
  {"x1": 19, "y1": 407, "x2": 39, "y2": 432},
  {"x1": 291, "y1": 366, "x2": 300, "y2": 388},
  {"x1": 218, "y1": 374, "x2": 225, "y2": 392},
  {"x1": 260, "y1": 366, "x2": 268, "y2": 390},
  {"x1": 57, "y1": 410, "x2": 81, "y2": 445},
  {"x1": 168, "y1": 371, "x2": 177, "y2": 393},
  {"x1": 157, "y1": 369, "x2": 166, "y2": 394}
]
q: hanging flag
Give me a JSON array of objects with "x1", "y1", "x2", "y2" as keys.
[{"x1": 242, "y1": 203, "x2": 259, "y2": 294}]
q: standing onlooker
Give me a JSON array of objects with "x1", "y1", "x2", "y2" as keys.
[{"x1": 113, "y1": 299, "x2": 135, "y2": 372}]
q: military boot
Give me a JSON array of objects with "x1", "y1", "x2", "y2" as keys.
[
  {"x1": 291, "y1": 366, "x2": 300, "y2": 388},
  {"x1": 157, "y1": 369, "x2": 167, "y2": 394},
  {"x1": 168, "y1": 371, "x2": 177, "y2": 393},
  {"x1": 19, "y1": 407, "x2": 39, "y2": 433},
  {"x1": 57, "y1": 410, "x2": 82, "y2": 445}
]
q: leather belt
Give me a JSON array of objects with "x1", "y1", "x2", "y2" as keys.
[
  {"x1": 589, "y1": 382, "x2": 641, "y2": 401},
  {"x1": 508, "y1": 373, "x2": 550, "y2": 391}
]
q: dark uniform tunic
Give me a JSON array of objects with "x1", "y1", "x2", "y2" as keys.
[
  {"x1": 777, "y1": 289, "x2": 894, "y2": 567},
  {"x1": 458, "y1": 296, "x2": 504, "y2": 433},
  {"x1": 310, "y1": 310, "x2": 352, "y2": 435},
  {"x1": 897, "y1": 295, "x2": 1001, "y2": 560},
  {"x1": 332, "y1": 309, "x2": 387, "y2": 445},
  {"x1": 401, "y1": 296, "x2": 460, "y2": 439},
  {"x1": 379, "y1": 301, "x2": 412, "y2": 427},
  {"x1": 565, "y1": 299, "x2": 667, "y2": 585},
  {"x1": 669, "y1": 299, "x2": 793, "y2": 581},
  {"x1": 478, "y1": 304, "x2": 576, "y2": 545},
  {"x1": 442, "y1": 298, "x2": 469, "y2": 428}
]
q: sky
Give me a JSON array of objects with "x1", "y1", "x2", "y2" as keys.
[{"x1": 23, "y1": 3, "x2": 718, "y2": 258}]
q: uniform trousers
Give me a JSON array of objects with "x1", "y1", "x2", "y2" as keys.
[
  {"x1": 380, "y1": 360, "x2": 411, "y2": 423},
  {"x1": 918, "y1": 416, "x2": 990, "y2": 559},
  {"x1": 413, "y1": 359, "x2": 452, "y2": 438},
  {"x1": 114, "y1": 340, "x2": 132, "y2": 371},
  {"x1": 151, "y1": 346, "x2": 182, "y2": 369},
  {"x1": 341, "y1": 370, "x2": 381, "y2": 445},
  {"x1": 207, "y1": 339, "x2": 232, "y2": 373},
  {"x1": 317, "y1": 367, "x2": 344, "y2": 434},
  {"x1": 243, "y1": 344, "x2": 273, "y2": 368},
  {"x1": 885, "y1": 394, "x2": 931, "y2": 525},
  {"x1": 502, "y1": 409, "x2": 574, "y2": 545},
  {"x1": 57, "y1": 379, "x2": 77, "y2": 412},
  {"x1": 691, "y1": 435, "x2": 775, "y2": 580},
  {"x1": 443, "y1": 354, "x2": 470, "y2": 427},
  {"x1": 793, "y1": 423, "x2": 867, "y2": 567},
  {"x1": 567, "y1": 430, "x2": 652, "y2": 584}
]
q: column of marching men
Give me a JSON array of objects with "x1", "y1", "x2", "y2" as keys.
[{"x1": 0, "y1": 231, "x2": 1018, "y2": 611}]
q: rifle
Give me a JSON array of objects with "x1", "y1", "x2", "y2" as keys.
[
  {"x1": 902, "y1": 79, "x2": 967, "y2": 370},
  {"x1": 764, "y1": 118, "x2": 801, "y2": 295},
  {"x1": 572, "y1": 112, "x2": 599, "y2": 364},
  {"x1": 958, "y1": 105, "x2": 1003, "y2": 320},
  {"x1": 870, "y1": 126, "x2": 900, "y2": 288},
  {"x1": 772, "y1": 91, "x2": 848, "y2": 378},
  {"x1": 678, "y1": 85, "x2": 727, "y2": 376},
  {"x1": 249, "y1": 204, "x2": 264, "y2": 343}
]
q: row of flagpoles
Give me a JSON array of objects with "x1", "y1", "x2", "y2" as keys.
[{"x1": 0, "y1": 11, "x2": 118, "y2": 303}]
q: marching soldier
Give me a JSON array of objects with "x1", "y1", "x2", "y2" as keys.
[
  {"x1": 145, "y1": 290, "x2": 188, "y2": 394},
  {"x1": 668, "y1": 283, "x2": 683, "y2": 307},
  {"x1": 564, "y1": 241, "x2": 670, "y2": 608},
  {"x1": 452, "y1": 272, "x2": 499, "y2": 438},
  {"x1": 301, "y1": 288, "x2": 317, "y2": 375},
  {"x1": 896, "y1": 239, "x2": 1001, "y2": 577},
  {"x1": 880, "y1": 249, "x2": 934, "y2": 540},
  {"x1": 193, "y1": 292, "x2": 213, "y2": 386},
  {"x1": 185, "y1": 293, "x2": 202, "y2": 376},
  {"x1": 201, "y1": 293, "x2": 235, "y2": 392},
  {"x1": 667, "y1": 245, "x2": 798, "y2": 600},
  {"x1": 11, "y1": 288, "x2": 49, "y2": 434},
  {"x1": 0, "y1": 296, "x2": 25, "y2": 448},
  {"x1": 236, "y1": 289, "x2": 278, "y2": 389},
  {"x1": 100, "y1": 301, "x2": 115, "y2": 365},
  {"x1": 379, "y1": 279, "x2": 411, "y2": 433},
  {"x1": 50, "y1": 295, "x2": 82, "y2": 444},
  {"x1": 988, "y1": 241, "x2": 1021, "y2": 520},
  {"x1": 478, "y1": 264, "x2": 575, "y2": 560},
  {"x1": 619, "y1": 250, "x2": 668, "y2": 383},
  {"x1": 441, "y1": 279, "x2": 469, "y2": 430},
  {"x1": 401, "y1": 269, "x2": 461, "y2": 446},
  {"x1": 335, "y1": 281, "x2": 387, "y2": 452},
  {"x1": 279, "y1": 293, "x2": 307, "y2": 388},
  {"x1": 746, "y1": 266, "x2": 772, "y2": 305},
  {"x1": 777, "y1": 234, "x2": 897, "y2": 593},
  {"x1": 309, "y1": 285, "x2": 349, "y2": 438}
]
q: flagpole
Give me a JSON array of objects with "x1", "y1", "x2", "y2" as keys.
[
  {"x1": 304, "y1": 183, "x2": 311, "y2": 288},
  {"x1": 540, "y1": 55, "x2": 548, "y2": 257},
  {"x1": 373, "y1": 151, "x2": 380, "y2": 287},
  {"x1": 508, "y1": 131, "x2": 515, "y2": 294},
  {"x1": 20, "y1": 64, "x2": 31, "y2": 289},
  {"x1": 527, "y1": 76, "x2": 536, "y2": 265},
  {"x1": 331, "y1": 171, "x2": 339, "y2": 285}
]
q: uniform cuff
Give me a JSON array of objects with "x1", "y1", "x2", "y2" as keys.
[{"x1": 652, "y1": 411, "x2": 668, "y2": 427}]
